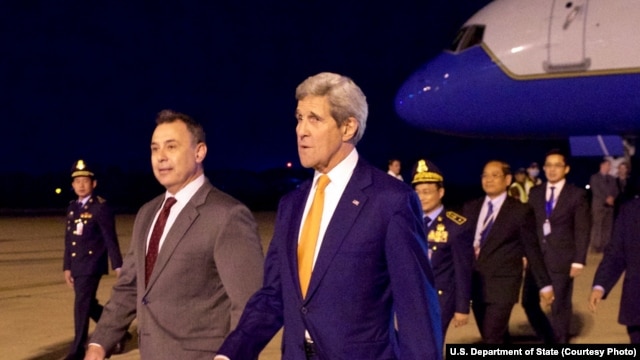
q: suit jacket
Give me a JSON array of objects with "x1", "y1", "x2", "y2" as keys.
[
  {"x1": 219, "y1": 159, "x2": 442, "y2": 360},
  {"x1": 90, "y1": 180, "x2": 264, "y2": 359},
  {"x1": 528, "y1": 183, "x2": 590, "y2": 273},
  {"x1": 464, "y1": 196, "x2": 550, "y2": 304},
  {"x1": 63, "y1": 195, "x2": 123, "y2": 277},
  {"x1": 593, "y1": 198, "x2": 640, "y2": 326},
  {"x1": 590, "y1": 172, "x2": 619, "y2": 207},
  {"x1": 427, "y1": 209, "x2": 474, "y2": 316}
]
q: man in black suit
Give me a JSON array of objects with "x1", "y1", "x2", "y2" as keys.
[
  {"x1": 522, "y1": 149, "x2": 590, "y2": 343},
  {"x1": 63, "y1": 160, "x2": 123, "y2": 360},
  {"x1": 463, "y1": 160, "x2": 553, "y2": 344},
  {"x1": 589, "y1": 197, "x2": 640, "y2": 343}
]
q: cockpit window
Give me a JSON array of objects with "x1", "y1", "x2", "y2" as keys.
[{"x1": 448, "y1": 25, "x2": 485, "y2": 53}]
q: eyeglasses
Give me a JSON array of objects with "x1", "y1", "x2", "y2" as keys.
[
  {"x1": 481, "y1": 173, "x2": 505, "y2": 180},
  {"x1": 544, "y1": 163, "x2": 566, "y2": 168}
]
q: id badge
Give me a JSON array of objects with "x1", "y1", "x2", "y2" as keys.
[{"x1": 543, "y1": 220, "x2": 551, "y2": 236}]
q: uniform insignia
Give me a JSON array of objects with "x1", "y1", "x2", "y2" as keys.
[
  {"x1": 80, "y1": 212, "x2": 93, "y2": 219},
  {"x1": 446, "y1": 211, "x2": 467, "y2": 225},
  {"x1": 428, "y1": 219, "x2": 448, "y2": 243},
  {"x1": 97, "y1": 196, "x2": 106, "y2": 204}
]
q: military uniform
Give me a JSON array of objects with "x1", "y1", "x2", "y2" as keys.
[
  {"x1": 426, "y1": 209, "x2": 474, "y2": 336},
  {"x1": 63, "y1": 161, "x2": 123, "y2": 360},
  {"x1": 412, "y1": 159, "x2": 474, "y2": 338}
]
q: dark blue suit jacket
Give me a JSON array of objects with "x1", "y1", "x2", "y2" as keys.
[
  {"x1": 426, "y1": 209, "x2": 474, "y2": 324},
  {"x1": 219, "y1": 158, "x2": 442, "y2": 360},
  {"x1": 593, "y1": 198, "x2": 640, "y2": 326},
  {"x1": 63, "y1": 195, "x2": 123, "y2": 276}
]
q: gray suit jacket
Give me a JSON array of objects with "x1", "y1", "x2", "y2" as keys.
[{"x1": 90, "y1": 180, "x2": 264, "y2": 359}]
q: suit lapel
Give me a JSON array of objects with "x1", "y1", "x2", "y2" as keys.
[
  {"x1": 144, "y1": 182, "x2": 209, "y2": 291},
  {"x1": 550, "y1": 184, "x2": 570, "y2": 219},
  {"x1": 286, "y1": 181, "x2": 312, "y2": 300},
  {"x1": 303, "y1": 160, "x2": 370, "y2": 302},
  {"x1": 480, "y1": 196, "x2": 512, "y2": 255},
  {"x1": 138, "y1": 196, "x2": 163, "y2": 289}
]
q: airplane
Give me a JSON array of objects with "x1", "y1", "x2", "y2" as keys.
[{"x1": 395, "y1": 0, "x2": 640, "y2": 158}]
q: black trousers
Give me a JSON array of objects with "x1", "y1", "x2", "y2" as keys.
[
  {"x1": 628, "y1": 326, "x2": 640, "y2": 344},
  {"x1": 522, "y1": 268, "x2": 573, "y2": 343},
  {"x1": 69, "y1": 275, "x2": 103, "y2": 359},
  {"x1": 472, "y1": 300, "x2": 513, "y2": 344}
]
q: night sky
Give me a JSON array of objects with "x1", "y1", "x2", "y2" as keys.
[{"x1": 2, "y1": 1, "x2": 582, "y2": 209}]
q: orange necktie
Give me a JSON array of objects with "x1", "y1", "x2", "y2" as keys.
[{"x1": 298, "y1": 174, "x2": 331, "y2": 298}]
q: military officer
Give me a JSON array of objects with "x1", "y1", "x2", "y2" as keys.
[
  {"x1": 411, "y1": 159, "x2": 475, "y2": 338},
  {"x1": 63, "y1": 160, "x2": 123, "y2": 360}
]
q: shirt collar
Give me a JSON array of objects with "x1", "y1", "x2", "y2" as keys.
[
  {"x1": 547, "y1": 178, "x2": 566, "y2": 193},
  {"x1": 164, "y1": 174, "x2": 206, "y2": 204},
  {"x1": 312, "y1": 148, "x2": 358, "y2": 188},
  {"x1": 484, "y1": 191, "x2": 507, "y2": 208},
  {"x1": 425, "y1": 205, "x2": 444, "y2": 222}
]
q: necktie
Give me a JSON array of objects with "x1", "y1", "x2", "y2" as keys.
[
  {"x1": 298, "y1": 174, "x2": 330, "y2": 298},
  {"x1": 423, "y1": 216, "x2": 432, "y2": 231},
  {"x1": 546, "y1": 186, "x2": 556, "y2": 218},
  {"x1": 145, "y1": 197, "x2": 177, "y2": 286},
  {"x1": 479, "y1": 201, "x2": 494, "y2": 248}
]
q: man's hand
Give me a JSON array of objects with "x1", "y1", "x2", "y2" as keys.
[
  {"x1": 540, "y1": 289, "x2": 555, "y2": 307},
  {"x1": 84, "y1": 344, "x2": 106, "y2": 360},
  {"x1": 589, "y1": 288, "x2": 605, "y2": 313},
  {"x1": 605, "y1": 195, "x2": 615, "y2": 207},
  {"x1": 115, "y1": 268, "x2": 122, "y2": 278},
  {"x1": 570, "y1": 266, "x2": 583, "y2": 278},
  {"x1": 452, "y1": 312, "x2": 469, "y2": 328},
  {"x1": 64, "y1": 270, "x2": 74, "y2": 288}
]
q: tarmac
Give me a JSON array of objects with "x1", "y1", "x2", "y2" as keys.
[{"x1": 0, "y1": 213, "x2": 630, "y2": 360}]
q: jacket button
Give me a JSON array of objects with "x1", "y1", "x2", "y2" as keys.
[
  {"x1": 72, "y1": 242, "x2": 76, "y2": 246},
  {"x1": 438, "y1": 290, "x2": 443, "y2": 295},
  {"x1": 88, "y1": 251, "x2": 93, "y2": 255},
  {"x1": 300, "y1": 306, "x2": 308, "y2": 314},
  {"x1": 71, "y1": 253, "x2": 76, "y2": 257}
]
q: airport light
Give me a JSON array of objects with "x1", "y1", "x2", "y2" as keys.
[{"x1": 55, "y1": 188, "x2": 62, "y2": 194}]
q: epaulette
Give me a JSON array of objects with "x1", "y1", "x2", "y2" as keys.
[
  {"x1": 446, "y1": 211, "x2": 466, "y2": 225},
  {"x1": 97, "y1": 196, "x2": 107, "y2": 204}
]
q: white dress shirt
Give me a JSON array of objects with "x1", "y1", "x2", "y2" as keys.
[
  {"x1": 298, "y1": 149, "x2": 358, "y2": 269},
  {"x1": 146, "y1": 174, "x2": 205, "y2": 253},
  {"x1": 473, "y1": 191, "x2": 507, "y2": 249}
]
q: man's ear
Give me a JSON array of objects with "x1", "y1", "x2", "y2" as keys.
[
  {"x1": 342, "y1": 117, "x2": 358, "y2": 141},
  {"x1": 195, "y1": 142, "x2": 208, "y2": 163}
]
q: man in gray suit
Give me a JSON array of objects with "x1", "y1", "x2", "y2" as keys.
[
  {"x1": 589, "y1": 158, "x2": 618, "y2": 253},
  {"x1": 84, "y1": 110, "x2": 264, "y2": 360}
]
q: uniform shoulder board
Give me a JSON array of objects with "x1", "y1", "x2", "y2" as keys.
[
  {"x1": 97, "y1": 196, "x2": 107, "y2": 204},
  {"x1": 446, "y1": 211, "x2": 466, "y2": 225}
]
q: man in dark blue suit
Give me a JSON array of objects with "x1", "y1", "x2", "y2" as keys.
[
  {"x1": 216, "y1": 72, "x2": 442, "y2": 360},
  {"x1": 63, "y1": 160, "x2": 123, "y2": 360},
  {"x1": 589, "y1": 197, "x2": 640, "y2": 343},
  {"x1": 411, "y1": 159, "x2": 474, "y2": 339},
  {"x1": 522, "y1": 149, "x2": 590, "y2": 343}
]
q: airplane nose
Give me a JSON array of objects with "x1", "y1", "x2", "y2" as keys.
[{"x1": 395, "y1": 51, "x2": 462, "y2": 133}]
